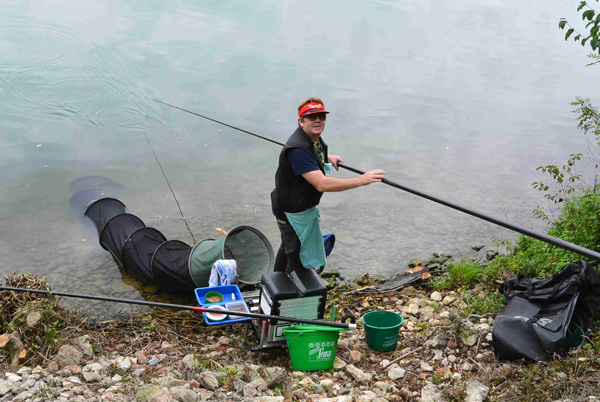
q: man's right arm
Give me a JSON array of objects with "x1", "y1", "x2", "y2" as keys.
[
  {"x1": 288, "y1": 147, "x2": 385, "y2": 192},
  {"x1": 301, "y1": 169, "x2": 385, "y2": 193}
]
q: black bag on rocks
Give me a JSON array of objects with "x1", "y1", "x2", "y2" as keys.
[{"x1": 492, "y1": 261, "x2": 600, "y2": 362}]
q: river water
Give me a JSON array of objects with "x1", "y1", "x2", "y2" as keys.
[{"x1": 1, "y1": 0, "x2": 599, "y2": 319}]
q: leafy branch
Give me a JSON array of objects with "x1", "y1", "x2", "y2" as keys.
[
  {"x1": 559, "y1": 1, "x2": 600, "y2": 57},
  {"x1": 532, "y1": 154, "x2": 582, "y2": 203},
  {"x1": 531, "y1": 100, "x2": 600, "y2": 222}
]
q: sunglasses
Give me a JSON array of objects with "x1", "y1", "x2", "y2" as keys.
[{"x1": 304, "y1": 113, "x2": 327, "y2": 121}]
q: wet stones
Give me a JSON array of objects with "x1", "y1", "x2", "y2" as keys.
[{"x1": 485, "y1": 249, "x2": 498, "y2": 260}]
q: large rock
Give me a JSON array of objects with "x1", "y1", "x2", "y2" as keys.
[
  {"x1": 333, "y1": 356, "x2": 347, "y2": 369},
  {"x1": 430, "y1": 291, "x2": 443, "y2": 301},
  {"x1": 154, "y1": 375, "x2": 186, "y2": 388},
  {"x1": 170, "y1": 386, "x2": 200, "y2": 402},
  {"x1": 373, "y1": 381, "x2": 398, "y2": 394},
  {"x1": 402, "y1": 304, "x2": 420, "y2": 317},
  {"x1": 56, "y1": 345, "x2": 82, "y2": 368},
  {"x1": 198, "y1": 372, "x2": 219, "y2": 391},
  {"x1": 485, "y1": 250, "x2": 498, "y2": 260},
  {"x1": 358, "y1": 392, "x2": 388, "y2": 401},
  {"x1": 25, "y1": 311, "x2": 42, "y2": 328},
  {"x1": 82, "y1": 363, "x2": 104, "y2": 383},
  {"x1": 116, "y1": 357, "x2": 132, "y2": 371},
  {"x1": 0, "y1": 379, "x2": 14, "y2": 396},
  {"x1": 243, "y1": 382, "x2": 258, "y2": 397},
  {"x1": 182, "y1": 354, "x2": 198, "y2": 370},
  {"x1": 463, "y1": 335, "x2": 478, "y2": 347},
  {"x1": 246, "y1": 365, "x2": 264, "y2": 382},
  {"x1": 264, "y1": 367, "x2": 286, "y2": 378},
  {"x1": 465, "y1": 380, "x2": 489, "y2": 402},
  {"x1": 420, "y1": 361, "x2": 434, "y2": 372},
  {"x1": 136, "y1": 384, "x2": 169, "y2": 402},
  {"x1": 74, "y1": 335, "x2": 94, "y2": 358},
  {"x1": 345, "y1": 364, "x2": 373, "y2": 383},
  {"x1": 420, "y1": 306, "x2": 436, "y2": 321},
  {"x1": 320, "y1": 379, "x2": 334, "y2": 391},
  {"x1": 421, "y1": 382, "x2": 447, "y2": 402},
  {"x1": 388, "y1": 366, "x2": 405, "y2": 380},
  {"x1": 349, "y1": 350, "x2": 362, "y2": 362}
]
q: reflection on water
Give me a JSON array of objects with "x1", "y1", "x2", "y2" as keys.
[{"x1": 1, "y1": 0, "x2": 599, "y2": 320}]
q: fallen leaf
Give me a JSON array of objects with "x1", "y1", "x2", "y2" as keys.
[
  {"x1": 406, "y1": 266, "x2": 425, "y2": 274},
  {"x1": 421, "y1": 272, "x2": 432, "y2": 280}
]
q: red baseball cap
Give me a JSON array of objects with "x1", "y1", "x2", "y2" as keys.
[{"x1": 299, "y1": 102, "x2": 330, "y2": 117}]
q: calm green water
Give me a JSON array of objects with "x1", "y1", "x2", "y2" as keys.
[{"x1": 1, "y1": 1, "x2": 598, "y2": 319}]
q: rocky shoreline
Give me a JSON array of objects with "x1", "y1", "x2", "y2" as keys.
[{"x1": 1, "y1": 254, "x2": 599, "y2": 401}]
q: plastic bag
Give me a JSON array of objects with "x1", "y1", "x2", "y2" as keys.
[{"x1": 208, "y1": 259, "x2": 238, "y2": 287}]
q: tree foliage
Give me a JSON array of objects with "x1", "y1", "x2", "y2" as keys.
[
  {"x1": 559, "y1": 1, "x2": 600, "y2": 64},
  {"x1": 532, "y1": 99, "x2": 600, "y2": 219}
]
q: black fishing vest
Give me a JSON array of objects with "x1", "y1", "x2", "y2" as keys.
[{"x1": 271, "y1": 127, "x2": 328, "y2": 218}]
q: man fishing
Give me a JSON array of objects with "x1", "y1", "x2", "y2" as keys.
[{"x1": 271, "y1": 97, "x2": 386, "y2": 274}]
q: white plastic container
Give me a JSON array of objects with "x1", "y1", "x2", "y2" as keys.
[
  {"x1": 225, "y1": 301, "x2": 250, "y2": 320},
  {"x1": 205, "y1": 305, "x2": 228, "y2": 322}
]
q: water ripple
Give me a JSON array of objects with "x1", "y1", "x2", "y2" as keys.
[{"x1": 0, "y1": 19, "x2": 161, "y2": 133}]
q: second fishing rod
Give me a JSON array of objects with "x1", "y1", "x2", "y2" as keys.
[
  {"x1": 148, "y1": 97, "x2": 600, "y2": 261},
  {"x1": 0, "y1": 286, "x2": 356, "y2": 329}
]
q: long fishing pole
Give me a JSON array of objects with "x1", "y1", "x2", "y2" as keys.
[
  {"x1": 148, "y1": 97, "x2": 600, "y2": 261},
  {"x1": 0, "y1": 286, "x2": 356, "y2": 330},
  {"x1": 143, "y1": 132, "x2": 196, "y2": 244}
]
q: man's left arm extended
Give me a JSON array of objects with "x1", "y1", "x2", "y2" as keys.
[{"x1": 302, "y1": 168, "x2": 385, "y2": 193}]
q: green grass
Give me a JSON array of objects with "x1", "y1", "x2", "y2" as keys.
[
  {"x1": 460, "y1": 289, "x2": 505, "y2": 315},
  {"x1": 489, "y1": 189, "x2": 600, "y2": 280},
  {"x1": 432, "y1": 259, "x2": 488, "y2": 290},
  {"x1": 433, "y1": 189, "x2": 600, "y2": 294}
]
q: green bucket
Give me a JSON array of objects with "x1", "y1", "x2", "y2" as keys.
[
  {"x1": 361, "y1": 311, "x2": 404, "y2": 352},
  {"x1": 283, "y1": 325, "x2": 347, "y2": 371}
]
